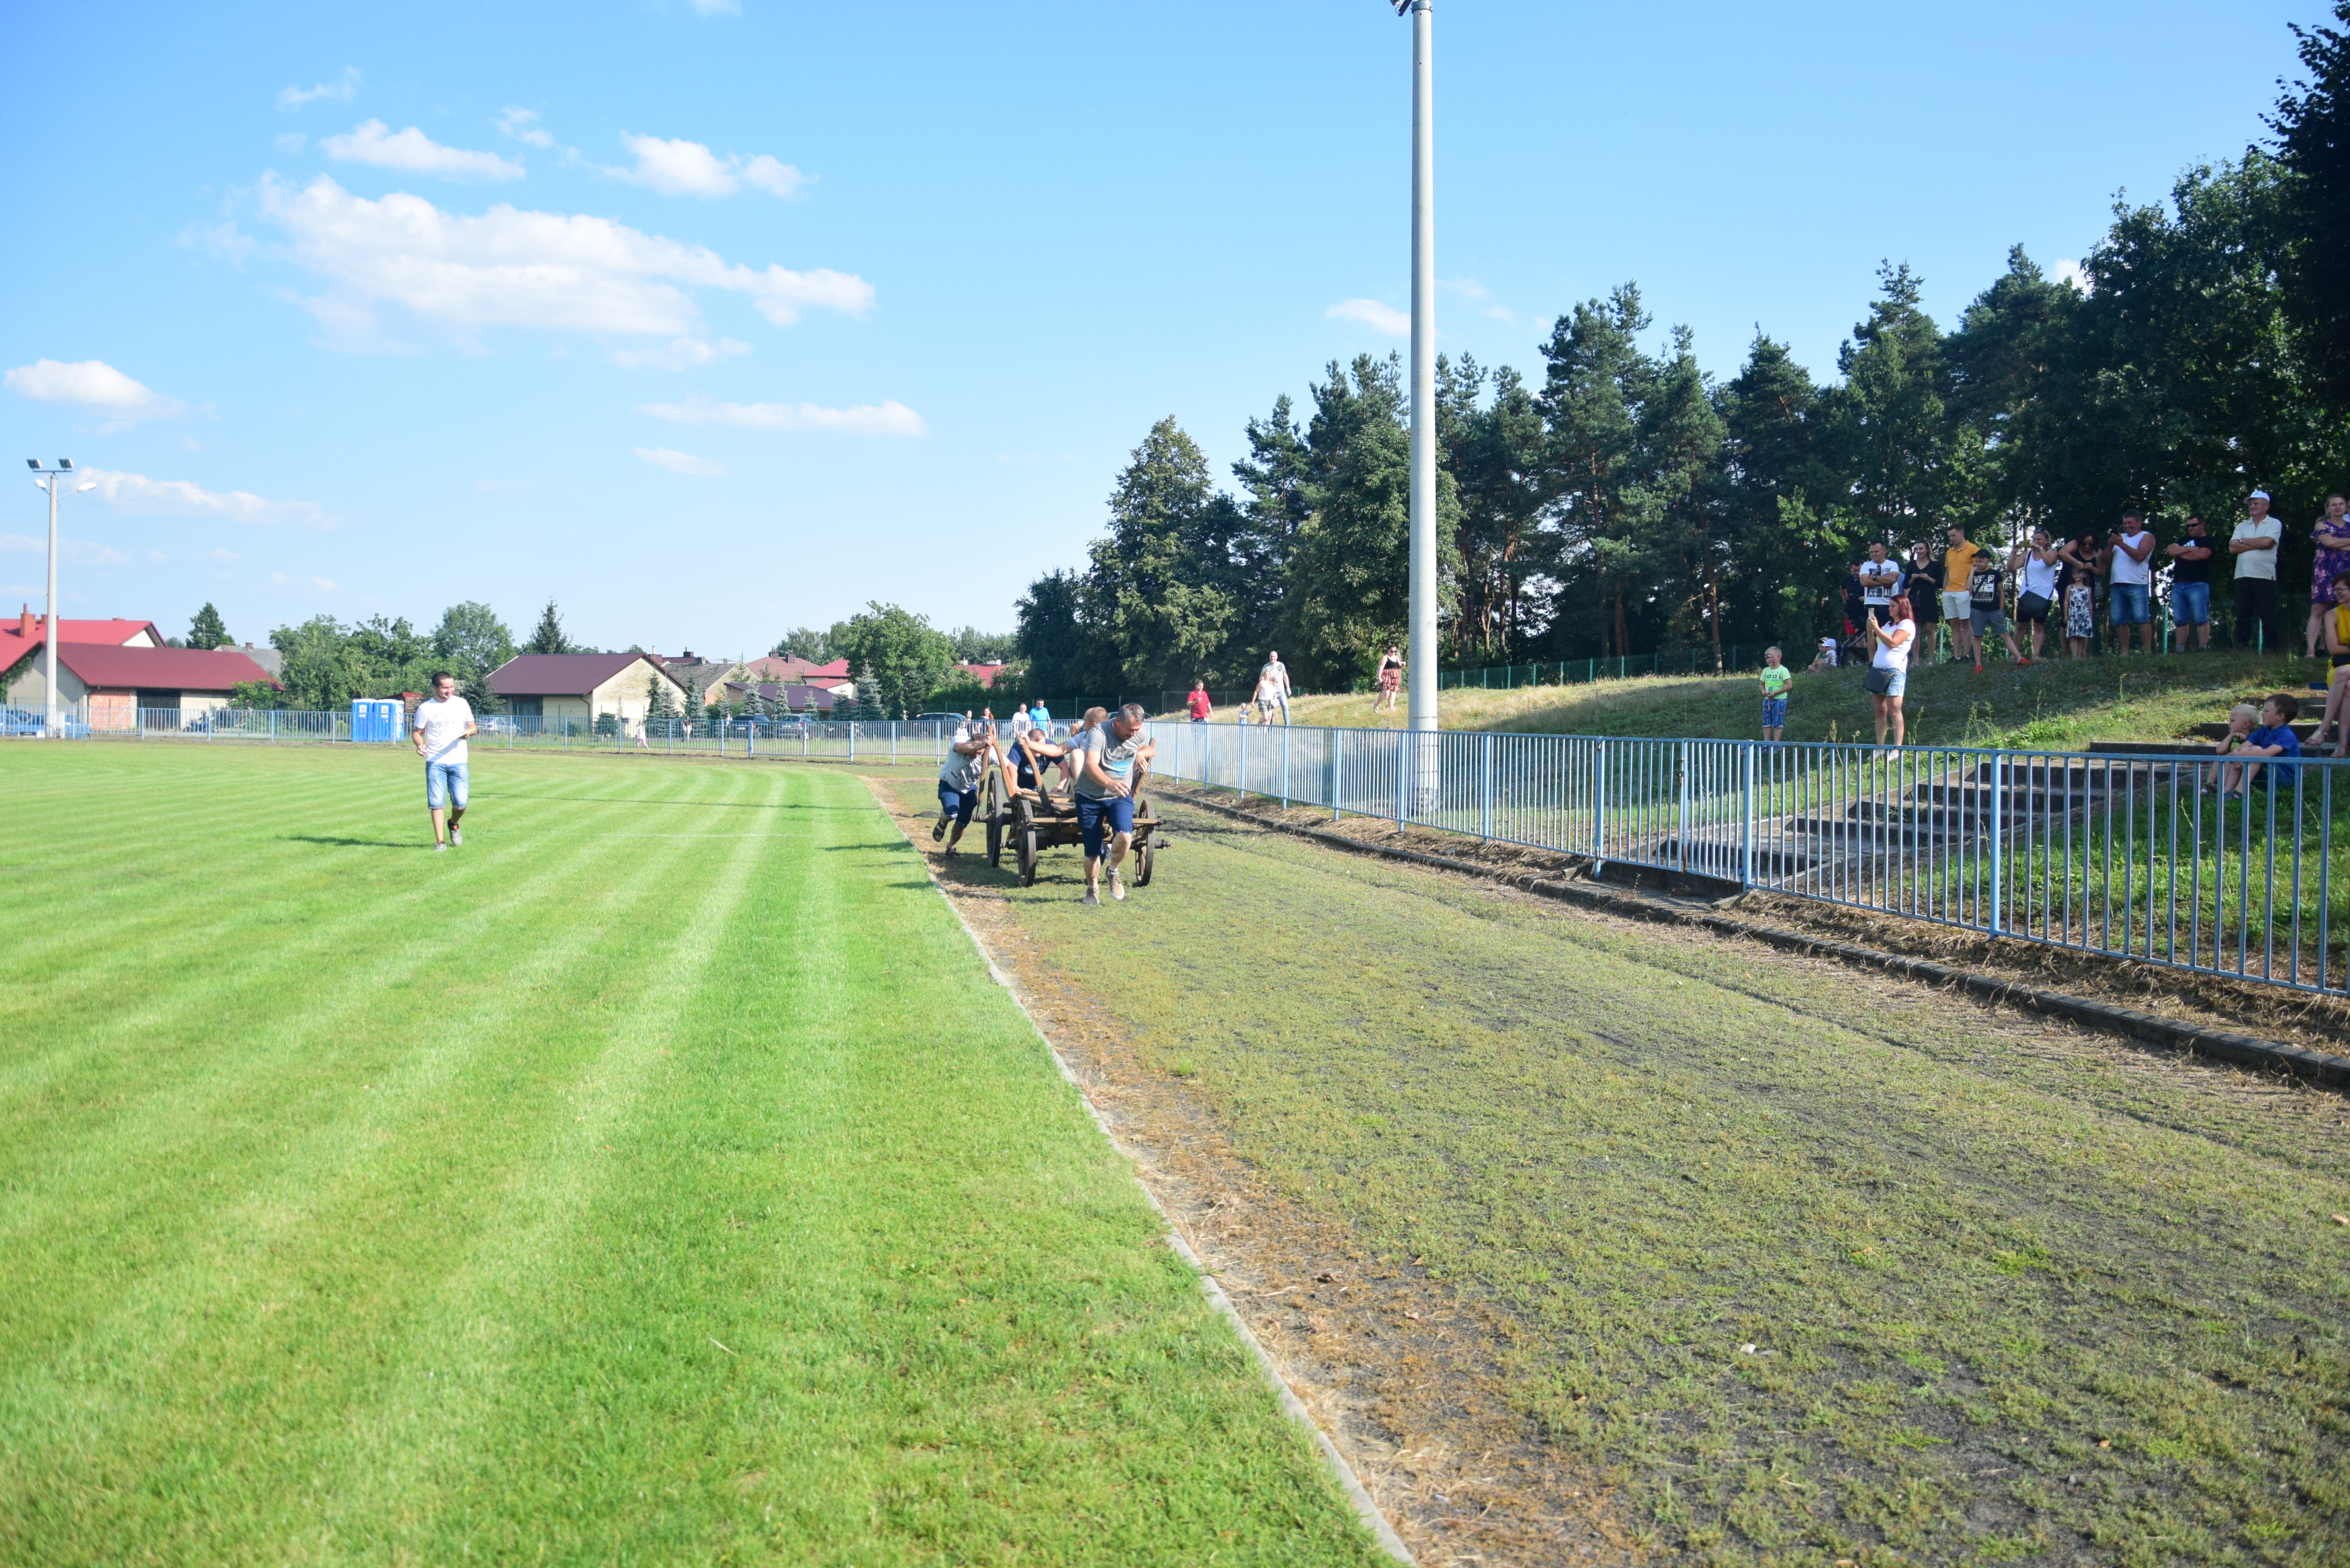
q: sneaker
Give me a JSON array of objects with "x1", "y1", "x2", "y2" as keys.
[
  {"x1": 433, "y1": 840, "x2": 447, "y2": 852},
  {"x1": 1082, "y1": 888, "x2": 1100, "y2": 906},
  {"x1": 931, "y1": 816, "x2": 947, "y2": 842},
  {"x1": 2015, "y1": 658, "x2": 2033, "y2": 667},
  {"x1": 450, "y1": 825, "x2": 462, "y2": 847},
  {"x1": 1109, "y1": 871, "x2": 1126, "y2": 901},
  {"x1": 942, "y1": 843, "x2": 958, "y2": 858}
]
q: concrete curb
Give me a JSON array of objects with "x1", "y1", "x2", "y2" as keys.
[
  {"x1": 1162, "y1": 785, "x2": 2350, "y2": 1093},
  {"x1": 880, "y1": 792, "x2": 1417, "y2": 1564}
]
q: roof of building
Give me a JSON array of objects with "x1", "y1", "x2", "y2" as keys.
[
  {"x1": 0, "y1": 609, "x2": 166, "y2": 672},
  {"x1": 56, "y1": 643, "x2": 279, "y2": 691},
  {"x1": 488, "y1": 652, "x2": 671, "y2": 696}
]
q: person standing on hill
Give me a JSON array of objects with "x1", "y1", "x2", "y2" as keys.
[
  {"x1": 1967, "y1": 545, "x2": 2024, "y2": 670},
  {"x1": 2107, "y1": 510, "x2": 2159, "y2": 655},
  {"x1": 2059, "y1": 532, "x2": 2102, "y2": 659},
  {"x1": 1374, "y1": 644, "x2": 1404, "y2": 714},
  {"x1": 1857, "y1": 541, "x2": 1902, "y2": 626},
  {"x1": 412, "y1": 671, "x2": 478, "y2": 852},
  {"x1": 1864, "y1": 596, "x2": 1916, "y2": 753},
  {"x1": 2306, "y1": 494, "x2": 2350, "y2": 660},
  {"x1": 2165, "y1": 513, "x2": 2216, "y2": 651},
  {"x1": 1940, "y1": 524, "x2": 1983, "y2": 668},
  {"x1": 1903, "y1": 542, "x2": 1945, "y2": 663},
  {"x1": 1757, "y1": 645, "x2": 1792, "y2": 742},
  {"x1": 1255, "y1": 650, "x2": 1291, "y2": 727},
  {"x1": 1186, "y1": 680, "x2": 1213, "y2": 722},
  {"x1": 2013, "y1": 529, "x2": 2063, "y2": 663},
  {"x1": 2231, "y1": 489, "x2": 2284, "y2": 651}
]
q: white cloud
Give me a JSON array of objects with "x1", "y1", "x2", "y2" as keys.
[
  {"x1": 246, "y1": 174, "x2": 873, "y2": 345},
  {"x1": 78, "y1": 467, "x2": 335, "y2": 528},
  {"x1": 638, "y1": 395, "x2": 928, "y2": 435},
  {"x1": 1441, "y1": 278, "x2": 1514, "y2": 323},
  {"x1": 634, "y1": 446, "x2": 728, "y2": 476},
  {"x1": 2055, "y1": 259, "x2": 2091, "y2": 295},
  {"x1": 689, "y1": 0, "x2": 742, "y2": 14},
  {"x1": 740, "y1": 156, "x2": 809, "y2": 198},
  {"x1": 496, "y1": 107, "x2": 556, "y2": 148},
  {"x1": 610, "y1": 336, "x2": 751, "y2": 370},
  {"x1": 610, "y1": 134, "x2": 810, "y2": 198},
  {"x1": 1327, "y1": 298, "x2": 1411, "y2": 336},
  {"x1": 182, "y1": 220, "x2": 257, "y2": 265},
  {"x1": 275, "y1": 132, "x2": 307, "y2": 153},
  {"x1": 0, "y1": 534, "x2": 130, "y2": 567},
  {"x1": 5, "y1": 359, "x2": 186, "y2": 428},
  {"x1": 322, "y1": 120, "x2": 525, "y2": 181},
  {"x1": 279, "y1": 68, "x2": 360, "y2": 110}
]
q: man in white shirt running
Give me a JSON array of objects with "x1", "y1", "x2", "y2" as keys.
[{"x1": 412, "y1": 671, "x2": 478, "y2": 852}]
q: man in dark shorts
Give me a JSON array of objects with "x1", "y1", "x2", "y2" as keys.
[
  {"x1": 1074, "y1": 702, "x2": 1155, "y2": 905},
  {"x1": 931, "y1": 718, "x2": 993, "y2": 857}
]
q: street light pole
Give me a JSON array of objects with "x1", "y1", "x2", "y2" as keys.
[
  {"x1": 26, "y1": 459, "x2": 87, "y2": 738},
  {"x1": 1398, "y1": 0, "x2": 1439, "y2": 817}
]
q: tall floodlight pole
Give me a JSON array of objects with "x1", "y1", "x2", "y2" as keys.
[
  {"x1": 1399, "y1": 0, "x2": 1439, "y2": 804},
  {"x1": 27, "y1": 459, "x2": 91, "y2": 737}
]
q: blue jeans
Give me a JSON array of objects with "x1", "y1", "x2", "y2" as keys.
[
  {"x1": 2110, "y1": 583, "x2": 2151, "y2": 625},
  {"x1": 426, "y1": 760, "x2": 468, "y2": 811},
  {"x1": 1076, "y1": 793, "x2": 1134, "y2": 859},
  {"x1": 2171, "y1": 581, "x2": 2211, "y2": 626},
  {"x1": 937, "y1": 782, "x2": 978, "y2": 826}
]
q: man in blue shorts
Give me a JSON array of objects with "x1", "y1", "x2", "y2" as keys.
[
  {"x1": 931, "y1": 718, "x2": 994, "y2": 857},
  {"x1": 1074, "y1": 702, "x2": 1155, "y2": 905},
  {"x1": 412, "y1": 671, "x2": 478, "y2": 852}
]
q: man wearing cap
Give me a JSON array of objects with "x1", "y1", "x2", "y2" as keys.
[{"x1": 2231, "y1": 490, "x2": 2284, "y2": 652}]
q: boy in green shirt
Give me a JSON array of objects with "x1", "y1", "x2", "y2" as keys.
[{"x1": 1758, "y1": 645, "x2": 1792, "y2": 741}]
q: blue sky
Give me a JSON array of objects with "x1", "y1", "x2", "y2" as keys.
[{"x1": 1, "y1": 0, "x2": 2319, "y2": 658}]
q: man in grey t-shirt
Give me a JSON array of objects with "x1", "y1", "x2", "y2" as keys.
[
  {"x1": 1074, "y1": 703, "x2": 1155, "y2": 904},
  {"x1": 931, "y1": 719, "x2": 993, "y2": 857}
]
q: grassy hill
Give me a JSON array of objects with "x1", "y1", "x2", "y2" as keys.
[{"x1": 1260, "y1": 648, "x2": 2332, "y2": 750}]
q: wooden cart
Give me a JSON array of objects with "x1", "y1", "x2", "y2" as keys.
[{"x1": 982, "y1": 763, "x2": 1158, "y2": 887}]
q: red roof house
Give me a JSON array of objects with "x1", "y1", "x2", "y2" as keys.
[
  {"x1": 32, "y1": 644, "x2": 279, "y2": 728},
  {"x1": 2, "y1": 607, "x2": 174, "y2": 711}
]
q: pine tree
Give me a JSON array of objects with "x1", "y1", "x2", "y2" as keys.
[
  {"x1": 523, "y1": 599, "x2": 575, "y2": 656},
  {"x1": 187, "y1": 603, "x2": 229, "y2": 650}
]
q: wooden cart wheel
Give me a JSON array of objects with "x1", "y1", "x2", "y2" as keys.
[
  {"x1": 1018, "y1": 826, "x2": 1039, "y2": 886},
  {"x1": 1134, "y1": 840, "x2": 1155, "y2": 887},
  {"x1": 984, "y1": 765, "x2": 1005, "y2": 867}
]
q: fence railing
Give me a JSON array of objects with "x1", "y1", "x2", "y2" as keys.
[{"x1": 1153, "y1": 722, "x2": 2350, "y2": 999}]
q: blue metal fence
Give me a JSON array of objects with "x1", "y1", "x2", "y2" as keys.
[{"x1": 1155, "y1": 722, "x2": 2350, "y2": 999}]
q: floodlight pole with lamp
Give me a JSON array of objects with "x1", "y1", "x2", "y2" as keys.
[
  {"x1": 27, "y1": 459, "x2": 96, "y2": 737},
  {"x1": 1397, "y1": 0, "x2": 1439, "y2": 802}
]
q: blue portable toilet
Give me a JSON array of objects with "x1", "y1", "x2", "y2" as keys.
[{"x1": 351, "y1": 699, "x2": 402, "y2": 742}]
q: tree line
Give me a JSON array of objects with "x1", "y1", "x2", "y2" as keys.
[{"x1": 1017, "y1": 9, "x2": 2350, "y2": 699}]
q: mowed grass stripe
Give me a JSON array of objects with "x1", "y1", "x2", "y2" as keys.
[
  {"x1": 0, "y1": 750, "x2": 1385, "y2": 1567},
  {"x1": 0, "y1": 773, "x2": 665, "y2": 1214},
  {"x1": 0, "y1": 767, "x2": 763, "y2": 1495}
]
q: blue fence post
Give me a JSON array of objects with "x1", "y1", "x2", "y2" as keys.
[
  {"x1": 1988, "y1": 752, "x2": 2005, "y2": 936},
  {"x1": 848, "y1": 723, "x2": 856, "y2": 764},
  {"x1": 891, "y1": 723, "x2": 898, "y2": 765},
  {"x1": 1594, "y1": 743, "x2": 1607, "y2": 863},
  {"x1": 1480, "y1": 732, "x2": 1493, "y2": 840},
  {"x1": 1281, "y1": 727, "x2": 1290, "y2": 808},
  {"x1": 1239, "y1": 723, "x2": 1248, "y2": 799},
  {"x1": 1677, "y1": 741, "x2": 1691, "y2": 870},
  {"x1": 1332, "y1": 728, "x2": 1343, "y2": 821},
  {"x1": 1396, "y1": 730, "x2": 1407, "y2": 830},
  {"x1": 1741, "y1": 741, "x2": 1756, "y2": 890}
]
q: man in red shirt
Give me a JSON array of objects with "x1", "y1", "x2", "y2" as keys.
[{"x1": 1186, "y1": 680, "x2": 1212, "y2": 722}]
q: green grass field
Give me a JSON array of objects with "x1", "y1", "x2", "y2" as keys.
[
  {"x1": 909, "y1": 782, "x2": 2350, "y2": 1565},
  {"x1": 0, "y1": 746, "x2": 1386, "y2": 1566},
  {"x1": 1278, "y1": 647, "x2": 2328, "y2": 750}
]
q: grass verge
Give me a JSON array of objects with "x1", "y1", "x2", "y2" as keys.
[
  {"x1": 0, "y1": 745, "x2": 1386, "y2": 1566},
  {"x1": 1272, "y1": 648, "x2": 2328, "y2": 749},
  {"x1": 907, "y1": 778, "x2": 2350, "y2": 1565}
]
